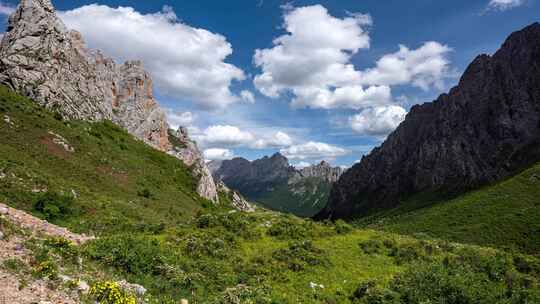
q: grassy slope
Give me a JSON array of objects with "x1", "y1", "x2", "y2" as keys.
[
  {"x1": 256, "y1": 177, "x2": 331, "y2": 217},
  {"x1": 0, "y1": 85, "x2": 208, "y2": 235},
  {"x1": 1, "y1": 86, "x2": 539, "y2": 303},
  {"x1": 358, "y1": 162, "x2": 540, "y2": 254}
]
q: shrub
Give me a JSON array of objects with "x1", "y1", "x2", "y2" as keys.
[
  {"x1": 184, "y1": 232, "x2": 235, "y2": 259},
  {"x1": 137, "y1": 188, "x2": 153, "y2": 199},
  {"x1": 359, "y1": 239, "x2": 384, "y2": 255},
  {"x1": 44, "y1": 237, "x2": 79, "y2": 259},
  {"x1": 33, "y1": 260, "x2": 58, "y2": 280},
  {"x1": 388, "y1": 243, "x2": 429, "y2": 265},
  {"x1": 212, "y1": 284, "x2": 273, "y2": 304},
  {"x1": 90, "y1": 281, "x2": 136, "y2": 304},
  {"x1": 267, "y1": 217, "x2": 310, "y2": 240},
  {"x1": 84, "y1": 235, "x2": 165, "y2": 275},
  {"x1": 335, "y1": 220, "x2": 353, "y2": 234},
  {"x1": 33, "y1": 191, "x2": 75, "y2": 221},
  {"x1": 273, "y1": 240, "x2": 329, "y2": 271}
]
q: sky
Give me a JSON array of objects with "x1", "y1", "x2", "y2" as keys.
[{"x1": 0, "y1": 0, "x2": 539, "y2": 167}]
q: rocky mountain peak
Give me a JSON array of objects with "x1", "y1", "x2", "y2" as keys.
[
  {"x1": 317, "y1": 23, "x2": 540, "y2": 220},
  {"x1": 298, "y1": 161, "x2": 344, "y2": 183},
  {"x1": 0, "y1": 0, "x2": 219, "y2": 202}
]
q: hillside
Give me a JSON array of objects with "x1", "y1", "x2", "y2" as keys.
[
  {"x1": 212, "y1": 155, "x2": 343, "y2": 217},
  {"x1": 0, "y1": 85, "x2": 209, "y2": 235},
  {"x1": 0, "y1": 84, "x2": 539, "y2": 303},
  {"x1": 358, "y1": 160, "x2": 540, "y2": 254},
  {"x1": 318, "y1": 23, "x2": 540, "y2": 220}
]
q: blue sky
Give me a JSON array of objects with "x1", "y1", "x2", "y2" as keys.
[{"x1": 1, "y1": 0, "x2": 539, "y2": 167}]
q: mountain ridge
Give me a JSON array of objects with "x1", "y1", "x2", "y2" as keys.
[
  {"x1": 211, "y1": 153, "x2": 345, "y2": 216},
  {"x1": 317, "y1": 22, "x2": 540, "y2": 220}
]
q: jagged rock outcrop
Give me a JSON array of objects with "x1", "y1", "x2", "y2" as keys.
[
  {"x1": 217, "y1": 181, "x2": 255, "y2": 212},
  {"x1": 296, "y1": 161, "x2": 344, "y2": 183},
  {"x1": 168, "y1": 127, "x2": 218, "y2": 202},
  {"x1": 0, "y1": 0, "x2": 218, "y2": 202},
  {"x1": 317, "y1": 23, "x2": 540, "y2": 220},
  {"x1": 212, "y1": 154, "x2": 344, "y2": 216}
]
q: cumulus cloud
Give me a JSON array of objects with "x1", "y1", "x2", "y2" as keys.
[
  {"x1": 488, "y1": 0, "x2": 524, "y2": 10},
  {"x1": 195, "y1": 125, "x2": 255, "y2": 147},
  {"x1": 59, "y1": 5, "x2": 245, "y2": 109},
  {"x1": 252, "y1": 131, "x2": 293, "y2": 149},
  {"x1": 192, "y1": 125, "x2": 294, "y2": 150},
  {"x1": 280, "y1": 141, "x2": 349, "y2": 160},
  {"x1": 240, "y1": 90, "x2": 255, "y2": 103},
  {"x1": 253, "y1": 5, "x2": 392, "y2": 110},
  {"x1": 166, "y1": 110, "x2": 194, "y2": 129},
  {"x1": 203, "y1": 148, "x2": 235, "y2": 161},
  {"x1": 0, "y1": 1, "x2": 15, "y2": 15},
  {"x1": 359, "y1": 42, "x2": 452, "y2": 90},
  {"x1": 349, "y1": 105, "x2": 407, "y2": 136}
]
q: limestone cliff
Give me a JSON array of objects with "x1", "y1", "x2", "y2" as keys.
[{"x1": 0, "y1": 0, "x2": 218, "y2": 202}]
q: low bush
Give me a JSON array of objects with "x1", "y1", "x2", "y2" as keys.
[
  {"x1": 84, "y1": 235, "x2": 165, "y2": 275},
  {"x1": 273, "y1": 240, "x2": 329, "y2": 272},
  {"x1": 33, "y1": 191, "x2": 75, "y2": 221}
]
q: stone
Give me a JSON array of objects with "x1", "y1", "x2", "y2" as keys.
[
  {"x1": 118, "y1": 280, "x2": 147, "y2": 296},
  {"x1": 0, "y1": 231, "x2": 4, "y2": 240},
  {"x1": 77, "y1": 280, "x2": 90, "y2": 293},
  {"x1": 317, "y1": 23, "x2": 540, "y2": 220},
  {"x1": 0, "y1": 0, "x2": 218, "y2": 202},
  {"x1": 217, "y1": 182, "x2": 255, "y2": 212},
  {"x1": 168, "y1": 127, "x2": 218, "y2": 202}
]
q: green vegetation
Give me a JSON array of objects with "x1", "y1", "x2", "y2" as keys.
[
  {"x1": 1, "y1": 86, "x2": 539, "y2": 303},
  {"x1": 0, "y1": 85, "x2": 208, "y2": 235},
  {"x1": 357, "y1": 161, "x2": 540, "y2": 253},
  {"x1": 257, "y1": 177, "x2": 332, "y2": 217}
]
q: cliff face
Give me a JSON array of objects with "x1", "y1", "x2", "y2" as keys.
[
  {"x1": 168, "y1": 127, "x2": 218, "y2": 201},
  {"x1": 318, "y1": 23, "x2": 540, "y2": 220},
  {"x1": 212, "y1": 154, "x2": 344, "y2": 216},
  {"x1": 297, "y1": 161, "x2": 344, "y2": 184},
  {"x1": 0, "y1": 0, "x2": 217, "y2": 202}
]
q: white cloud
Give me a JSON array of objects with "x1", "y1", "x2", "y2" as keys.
[
  {"x1": 0, "y1": 2, "x2": 15, "y2": 15},
  {"x1": 349, "y1": 105, "x2": 407, "y2": 136},
  {"x1": 240, "y1": 90, "x2": 255, "y2": 103},
  {"x1": 166, "y1": 109, "x2": 194, "y2": 130},
  {"x1": 359, "y1": 42, "x2": 452, "y2": 90},
  {"x1": 193, "y1": 125, "x2": 295, "y2": 150},
  {"x1": 252, "y1": 131, "x2": 293, "y2": 149},
  {"x1": 280, "y1": 141, "x2": 349, "y2": 160},
  {"x1": 488, "y1": 0, "x2": 524, "y2": 10},
  {"x1": 195, "y1": 125, "x2": 255, "y2": 147},
  {"x1": 59, "y1": 5, "x2": 245, "y2": 109},
  {"x1": 203, "y1": 148, "x2": 235, "y2": 161},
  {"x1": 253, "y1": 5, "x2": 392, "y2": 110}
]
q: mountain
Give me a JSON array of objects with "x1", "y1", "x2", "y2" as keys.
[
  {"x1": 0, "y1": 0, "x2": 217, "y2": 202},
  {"x1": 317, "y1": 23, "x2": 540, "y2": 220},
  {"x1": 212, "y1": 154, "x2": 344, "y2": 216}
]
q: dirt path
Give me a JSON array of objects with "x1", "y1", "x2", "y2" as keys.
[
  {"x1": 0, "y1": 203, "x2": 94, "y2": 303},
  {"x1": 0, "y1": 203, "x2": 94, "y2": 244}
]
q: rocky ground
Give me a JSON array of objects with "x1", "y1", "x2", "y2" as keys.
[{"x1": 0, "y1": 203, "x2": 87, "y2": 303}]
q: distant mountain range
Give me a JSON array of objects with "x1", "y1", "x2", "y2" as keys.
[
  {"x1": 210, "y1": 153, "x2": 344, "y2": 216},
  {"x1": 317, "y1": 22, "x2": 540, "y2": 220}
]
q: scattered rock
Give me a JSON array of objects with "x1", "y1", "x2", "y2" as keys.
[
  {"x1": 77, "y1": 280, "x2": 89, "y2": 293},
  {"x1": 309, "y1": 282, "x2": 325, "y2": 290},
  {"x1": 48, "y1": 131, "x2": 75, "y2": 153},
  {"x1": 118, "y1": 280, "x2": 147, "y2": 296},
  {"x1": 0, "y1": 231, "x2": 4, "y2": 240}
]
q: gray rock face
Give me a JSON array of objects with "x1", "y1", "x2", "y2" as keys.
[
  {"x1": 317, "y1": 23, "x2": 540, "y2": 220},
  {"x1": 168, "y1": 127, "x2": 218, "y2": 202},
  {"x1": 0, "y1": 0, "x2": 168, "y2": 150},
  {"x1": 217, "y1": 181, "x2": 255, "y2": 212},
  {"x1": 296, "y1": 161, "x2": 345, "y2": 183},
  {"x1": 0, "y1": 0, "x2": 217, "y2": 202}
]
